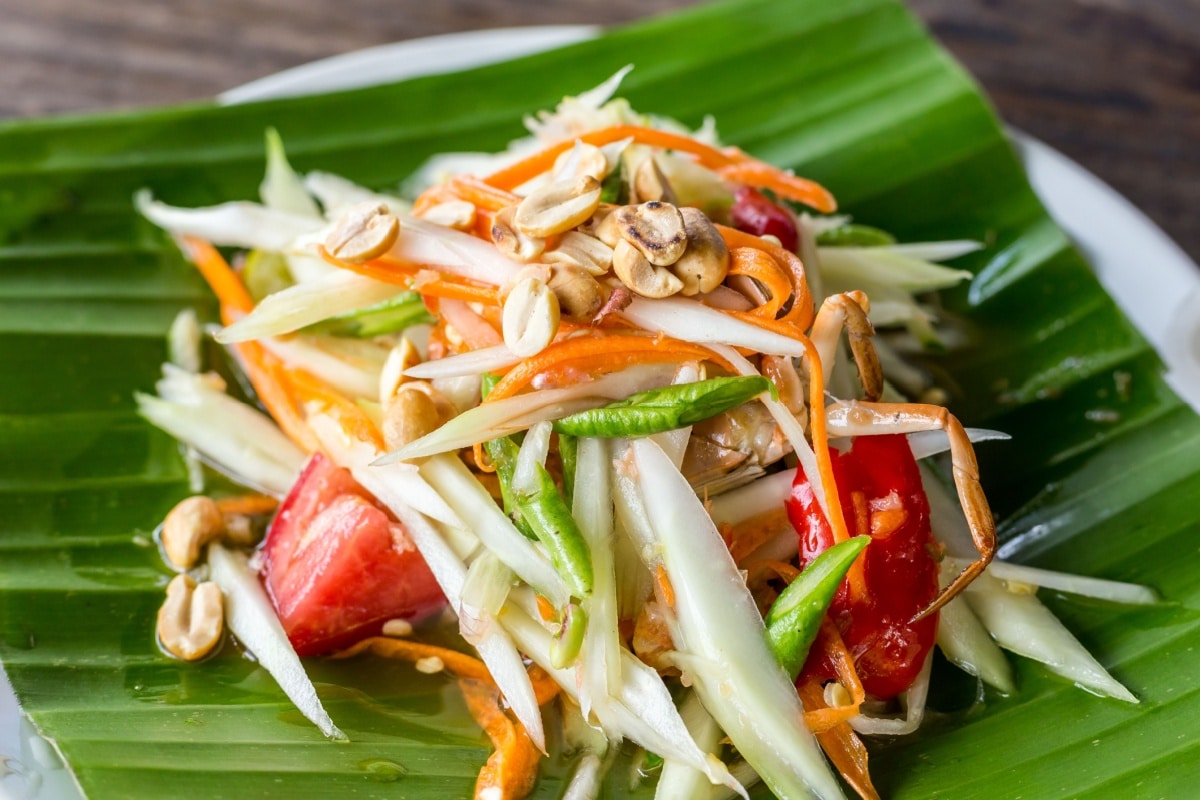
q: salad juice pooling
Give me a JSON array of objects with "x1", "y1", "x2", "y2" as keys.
[{"x1": 137, "y1": 78, "x2": 1150, "y2": 800}]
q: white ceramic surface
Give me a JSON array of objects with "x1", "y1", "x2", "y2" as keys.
[{"x1": 5, "y1": 23, "x2": 1198, "y2": 800}]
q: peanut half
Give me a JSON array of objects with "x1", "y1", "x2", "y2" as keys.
[{"x1": 157, "y1": 574, "x2": 224, "y2": 661}]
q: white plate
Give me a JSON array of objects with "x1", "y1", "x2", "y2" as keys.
[{"x1": 5, "y1": 23, "x2": 1199, "y2": 800}]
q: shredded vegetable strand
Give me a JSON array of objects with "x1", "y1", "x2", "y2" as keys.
[
  {"x1": 798, "y1": 681, "x2": 880, "y2": 800},
  {"x1": 802, "y1": 619, "x2": 866, "y2": 732},
  {"x1": 484, "y1": 335, "x2": 733, "y2": 403},
  {"x1": 728, "y1": 246, "x2": 791, "y2": 319},
  {"x1": 316, "y1": 245, "x2": 502, "y2": 305},
  {"x1": 717, "y1": 161, "x2": 838, "y2": 213},
  {"x1": 179, "y1": 238, "x2": 323, "y2": 453},
  {"x1": 716, "y1": 224, "x2": 814, "y2": 330},
  {"x1": 334, "y1": 636, "x2": 492, "y2": 680},
  {"x1": 282, "y1": 366, "x2": 384, "y2": 451},
  {"x1": 483, "y1": 124, "x2": 747, "y2": 191},
  {"x1": 459, "y1": 678, "x2": 543, "y2": 800}
]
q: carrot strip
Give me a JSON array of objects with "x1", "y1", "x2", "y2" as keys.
[
  {"x1": 526, "y1": 665, "x2": 561, "y2": 707},
  {"x1": 802, "y1": 619, "x2": 866, "y2": 732},
  {"x1": 214, "y1": 494, "x2": 278, "y2": 516},
  {"x1": 333, "y1": 636, "x2": 493, "y2": 681},
  {"x1": 728, "y1": 246, "x2": 792, "y2": 319},
  {"x1": 178, "y1": 240, "x2": 322, "y2": 453},
  {"x1": 459, "y1": 678, "x2": 542, "y2": 800},
  {"x1": 484, "y1": 334, "x2": 733, "y2": 403},
  {"x1": 179, "y1": 237, "x2": 254, "y2": 315},
  {"x1": 315, "y1": 245, "x2": 503, "y2": 306},
  {"x1": 717, "y1": 162, "x2": 838, "y2": 214},
  {"x1": 483, "y1": 124, "x2": 748, "y2": 191},
  {"x1": 654, "y1": 564, "x2": 676, "y2": 610},
  {"x1": 795, "y1": 333, "x2": 867, "y2": 601},
  {"x1": 717, "y1": 224, "x2": 814, "y2": 330},
  {"x1": 447, "y1": 175, "x2": 521, "y2": 212},
  {"x1": 745, "y1": 558, "x2": 802, "y2": 585},
  {"x1": 798, "y1": 681, "x2": 881, "y2": 800},
  {"x1": 282, "y1": 366, "x2": 384, "y2": 451}
]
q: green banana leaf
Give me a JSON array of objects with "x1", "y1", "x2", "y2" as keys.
[{"x1": 2, "y1": 0, "x2": 1197, "y2": 797}]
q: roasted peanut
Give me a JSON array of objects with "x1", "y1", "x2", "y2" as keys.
[
  {"x1": 633, "y1": 156, "x2": 677, "y2": 204},
  {"x1": 419, "y1": 200, "x2": 476, "y2": 231},
  {"x1": 513, "y1": 176, "x2": 602, "y2": 238},
  {"x1": 669, "y1": 207, "x2": 731, "y2": 295},
  {"x1": 161, "y1": 496, "x2": 225, "y2": 570},
  {"x1": 491, "y1": 206, "x2": 546, "y2": 262},
  {"x1": 548, "y1": 265, "x2": 605, "y2": 320},
  {"x1": 157, "y1": 574, "x2": 224, "y2": 661},
  {"x1": 325, "y1": 201, "x2": 400, "y2": 263},
  {"x1": 502, "y1": 276, "x2": 561, "y2": 356},
  {"x1": 615, "y1": 201, "x2": 688, "y2": 266},
  {"x1": 383, "y1": 382, "x2": 443, "y2": 452},
  {"x1": 379, "y1": 336, "x2": 423, "y2": 408},
  {"x1": 543, "y1": 230, "x2": 615, "y2": 276},
  {"x1": 612, "y1": 239, "x2": 684, "y2": 299},
  {"x1": 553, "y1": 142, "x2": 610, "y2": 182}
]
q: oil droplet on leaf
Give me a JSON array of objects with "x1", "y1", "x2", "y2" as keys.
[{"x1": 359, "y1": 758, "x2": 408, "y2": 782}]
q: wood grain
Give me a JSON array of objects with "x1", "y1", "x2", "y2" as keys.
[{"x1": 1, "y1": 0, "x2": 1197, "y2": 260}]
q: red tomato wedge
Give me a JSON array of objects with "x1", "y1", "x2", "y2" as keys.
[
  {"x1": 788, "y1": 434, "x2": 939, "y2": 699},
  {"x1": 262, "y1": 453, "x2": 444, "y2": 656}
]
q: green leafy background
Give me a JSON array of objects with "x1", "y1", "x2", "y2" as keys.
[{"x1": 1, "y1": 0, "x2": 1197, "y2": 796}]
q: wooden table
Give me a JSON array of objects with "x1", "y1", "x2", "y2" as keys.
[{"x1": 2, "y1": 0, "x2": 1197, "y2": 261}]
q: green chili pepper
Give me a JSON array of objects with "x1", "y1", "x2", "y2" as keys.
[
  {"x1": 599, "y1": 167, "x2": 625, "y2": 205},
  {"x1": 483, "y1": 435, "x2": 536, "y2": 540},
  {"x1": 552, "y1": 376, "x2": 774, "y2": 439},
  {"x1": 302, "y1": 292, "x2": 433, "y2": 338},
  {"x1": 816, "y1": 224, "x2": 897, "y2": 248},
  {"x1": 557, "y1": 433, "x2": 578, "y2": 509},
  {"x1": 516, "y1": 462, "x2": 594, "y2": 598},
  {"x1": 550, "y1": 602, "x2": 588, "y2": 669},
  {"x1": 765, "y1": 536, "x2": 871, "y2": 679}
]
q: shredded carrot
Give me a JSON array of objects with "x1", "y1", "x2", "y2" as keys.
[
  {"x1": 178, "y1": 239, "x2": 322, "y2": 453},
  {"x1": 334, "y1": 636, "x2": 493, "y2": 681},
  {"x1": 179, "y1": 237, "x2": 254, "y2": 315},
  {"x1": 717, "y1": 224, "x2": 814, "y2": 330},
  {"x1": 535, "y1": 595, "x2": 557, "y2": 622},
  {"x1": 483, "y1": 124, "x2": 748, "y2": 191},
  {"x1": 411, "y1": 183, "x2": 461, "y2": 216},
  {"x1": 802, "y1": 619, "x2": 866, "y2": 732},
  {"x1": 798, "y1": 681, "x2": 880, "y2": 800},
  {"x1": 315, "y1": 246, "x2": 502, "y2": 306},
  {"x1": 282, "y1": 366, "x2": 385, "y2": 451},
  {"x1": 447, "y1": 175, "x2": 521, "y2": 212},
  {"x1": 472, "y1": 442, "x2": 497, "y2": 474},
  {"x1": 459, "y1": 678, "x2": 542, "y2": 800},
  {"x1": 717, "y1": 162, "x2": 838, "y2": 214},
  {"x1": 793, "y1": 333, "x2": 867, "y2": 602},
  {"x1": 483, "y1": 334, "x2": 733, "y2": 403},
  {"x1": 526, "y1": 665, "x2": 561, "y2": 707},
  {"x1": 214, "y1": 494, "x2": 278, "y2": 516},
  {"x1": 654, "y1": 564, "x2": 676, "y2": 610},
  {"x1": 728, "y1": 246, "x2": 793, "y2": 319}
]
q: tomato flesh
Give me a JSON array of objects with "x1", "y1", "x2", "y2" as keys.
[
  {"x1": 730, "y1": 186, "x2": 800, "y2": 253},
  {"x1": 262, "y1": 453, "x2": 444, "y2": 656},
  {"x1": 787, "y1": 434, "x2": 938, "y2": 699}
]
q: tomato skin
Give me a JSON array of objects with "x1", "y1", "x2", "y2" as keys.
[
  {"x1": 787, "y1": 434, "x2": 939, "y2": 699},
  {"x1": 262, "y1": 454, "x2": 444, "y2": 656},
  {"x1": 730, "y1": 186, "x2": 800, "y2": 253}
]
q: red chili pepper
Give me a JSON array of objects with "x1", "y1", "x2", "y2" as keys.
[
  {"x1": 730, "y1": 186, "x2": 800, "y2": 253},
  {"x1": 786, "y1": 434, "x2": 939, "y2": 699}
]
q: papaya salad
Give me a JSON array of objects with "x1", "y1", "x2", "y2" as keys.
[{"x1": 136, "y1": 73, "x2": 1155, "y2": 800}]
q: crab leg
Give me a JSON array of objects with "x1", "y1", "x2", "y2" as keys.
[
  {"x1": 809, "y1": 291, "x2": 883, "y2": 402},
  {"x1": 824, "y1": 400, "x2": 995, "y2": 619}
]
